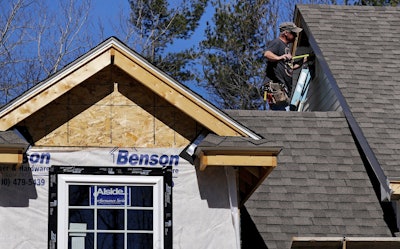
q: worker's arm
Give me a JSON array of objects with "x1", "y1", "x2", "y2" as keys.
[{"x1": 264, "y1": 50, "x2": 292, "y2": 62}]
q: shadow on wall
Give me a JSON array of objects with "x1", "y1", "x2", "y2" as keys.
[
  {"x1": 241, "y1": 206, "x2": 269, "y2": 249},
  {"x1": 0, "y1": 163, "x2": 38, "y2": 207},
  {"x1": 195, "y1": 166, "x2": 231, "y2": 209}
]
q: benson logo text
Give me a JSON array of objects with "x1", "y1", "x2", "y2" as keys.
[{"x1": 116, "y1": 149, "x2": 180, "y2": 166}]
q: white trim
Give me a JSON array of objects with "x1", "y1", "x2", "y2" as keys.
[
  {"x1": 225, "y1": 167, "x2": 240, "y2": 249},
  {"x1": 57, "y1": 174, "x2": 164, "y2": 249}
]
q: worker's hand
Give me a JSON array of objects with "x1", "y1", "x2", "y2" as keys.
[{"x1": 280, "y1": 54, "x2": 292, "y2": 61}]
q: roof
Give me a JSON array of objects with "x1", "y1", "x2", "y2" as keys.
[
  {"x1": 196, "y1": 134, "x2": 281, "y2": 204},
  {"x1": 228, "y1": 110, "x2": 393, "y2": 249},
  {"x1": 296, "y1": 4, "x2": 400, "y2": 186},
  {"x1": 233, "y1": 5, "x2": 400, "y2": 248},
  {"x1": 292, "y1": 237, "x2": 400, "y2": 249},
  {"x1": 0, "y1": 37, "x2": 260, "y2": 140},
  {"x1": 0, "y1": 37, "x2": 277, "y2": 204},
  {"x1": 0, "y1": 130, "x2": 29, "y2": 166},
  {"x1": 0, "y1": 130, "x2": 29, "y2": 149}
]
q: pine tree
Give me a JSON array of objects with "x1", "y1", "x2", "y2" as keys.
[
  {"x1": 128, "y1": 0, "x2": 208, "y2": 82},
  {"x1": 200, "y1": 0, "x2": 272, "y2": 109}
]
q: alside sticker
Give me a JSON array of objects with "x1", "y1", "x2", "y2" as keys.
[{"x1": 90, "y1": 186, "x2": 131, "y2": 206}]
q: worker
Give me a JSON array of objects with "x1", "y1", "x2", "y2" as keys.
[{"x1": 263, "y1": 22, "x2": 303, "y2": 110}]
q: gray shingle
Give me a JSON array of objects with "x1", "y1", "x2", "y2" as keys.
[
  {"x1": 227, "y1": 110, "x2": 392, "y2": 249},
  {"x1": 297, "y1": 4, "x2": 400, "y2": 179},
  {"x1": 0, "y1": 130, "x2": 29, "y2": 148}
]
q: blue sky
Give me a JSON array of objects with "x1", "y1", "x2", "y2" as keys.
[
  {"x1": 91, "y1": 0, "x2": 131, "y2": 37},
  {"x1": 87, "y1": 0, "x2": 213, "y2": 100},
  {"x1": 89, "y1": 0, "x2": 212, "y2": 50}
]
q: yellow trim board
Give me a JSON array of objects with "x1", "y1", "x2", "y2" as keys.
[
  {"x1": 199, "y1": 154, "x2": 277, "y2": 171},
  {"x1": 0, "y1": 149, "x2": 24, "y2": 168},
  {"x1": 0, "y1": 153, "x2": 22, "y2": 164}
]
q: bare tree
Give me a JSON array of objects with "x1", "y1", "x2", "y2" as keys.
[
  {"x1": 0, "y1": 0, "x2": 93, "y2": 106},
  {"x1": 0, "y1": 0, "x2": 34, "y2": 103},
  {"x1": 36, "y1": 0, "x2": 92, "y2": 75}
]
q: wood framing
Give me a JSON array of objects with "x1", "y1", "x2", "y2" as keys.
[
  {"x1": 0, "y1": 51, "x2": 111, "y2": 131},
  {"x1": 199, "y1": 153, "x2": 277, "y2": 171},
  {"x1": 239, "y1": 166, "x2": 275, "y2": 205},
  {"x1": 14, "y1": 66, "x2": 201, "y2": 148},
  {"x1": 390, "y1": 181, "x2": 400, "y2": 200}
]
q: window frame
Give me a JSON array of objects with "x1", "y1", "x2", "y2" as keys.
[{"x1": 48, "y1": 166, "x2": 172, "y2": 249}]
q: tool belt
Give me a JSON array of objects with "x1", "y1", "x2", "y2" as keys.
[{"x1": 264, "y1": 81, "x2": 290, "y2": 106}]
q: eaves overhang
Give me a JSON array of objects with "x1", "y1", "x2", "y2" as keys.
[
  {"x1": 195, "y1": 142, "x2": 281, "y2": 206},
  {"x1": 0, "y1": 130, "x2": 29, "y2": 168}
]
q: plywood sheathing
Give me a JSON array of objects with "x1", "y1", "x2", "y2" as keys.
[
  {"x1": 112, "y1": 48, "x2": 244, "y2": 137},
  {"x1": 0, "y1": 50, "x2": 111, "y2": 131},
  {"x1": 17, "y1": 65, "x2": 202, "y2": 148}
]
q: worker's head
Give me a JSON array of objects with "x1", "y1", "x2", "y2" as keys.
[{"x1": 279, "y1": 22, "x2": 302, "y2": 43}]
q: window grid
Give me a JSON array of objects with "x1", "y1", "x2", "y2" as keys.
[{"x1": 67, "y1": 184, "x2": 155, "y2": 247}]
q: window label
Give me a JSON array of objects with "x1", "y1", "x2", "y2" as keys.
[{"x1": 90, "y1": 186, "x2": 131, "y2": 206}]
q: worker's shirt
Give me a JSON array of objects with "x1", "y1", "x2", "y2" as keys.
[{"x1": 265, "y1": 38, "x2": 293, "y2": 94}]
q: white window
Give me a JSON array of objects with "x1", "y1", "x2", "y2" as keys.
[{"x1": 49, "y1": 167, "x2": 172, "y2": 249}]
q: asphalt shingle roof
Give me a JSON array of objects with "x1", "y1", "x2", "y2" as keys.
[
  {"x1": 0, "y1": 130, "x2": 29, "y2": 148},
  {"x1": 297, "y1": 4, "x2": 400, "y2": 179},
  {"x1": 226, "y1": 110, "x2": 392, "y2": 249}
]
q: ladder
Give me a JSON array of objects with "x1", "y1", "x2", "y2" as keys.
[{"x1": 290, "y1": 66, "x2": 311, "y2": 111}]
